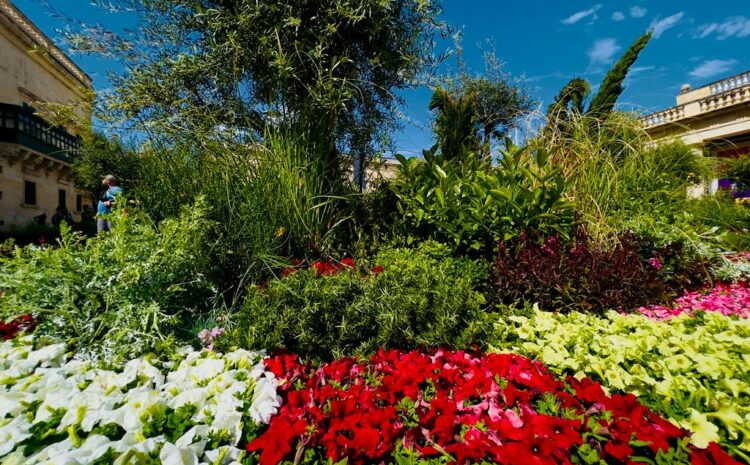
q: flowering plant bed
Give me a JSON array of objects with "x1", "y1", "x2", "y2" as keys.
[
  {"x1": 493, "y1": 309, "x2": 750, "y2": 461},
  {"x1": 0, "y1": 339, "x2": 280, "y2": 464},
  {"x1": 248, "y1": 349, "x2": 739, "y2": 465},
  {"x1": 638, "y1": 281, "x2": 750, "y2": 320}
]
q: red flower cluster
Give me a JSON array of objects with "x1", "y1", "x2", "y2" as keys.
[
  {"x1": 248, "y1": 350, "x2": 740, "y2": 465},
  {"x1": 0, "y1": 314, "x2": 36, "y2": 340},
  {"x1": 281, "y1": 258, "x2": 384, "y2": 278}
]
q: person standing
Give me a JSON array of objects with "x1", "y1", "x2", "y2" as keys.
[{"x1": 97, "y1": 174, "x2": 123, "y2": 233}]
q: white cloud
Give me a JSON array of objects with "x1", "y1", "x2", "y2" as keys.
[
  {"x1": 588, "y1": 38, "x2": 621, "y2": 65},
  {"x1": 696, "y1": 16, "x2": 750, "y2": 40},
  {"x1": 629, "y1": 6, "x2": 648, "y2": 18},
  {"x1": 689, "y1": 59, "x2": 739, "y2": 79},
  {"x1": 649, "y1": 12, "x2": 685, "y2": 38},
  {"x1": 612, "y1": 11, "x2": 626, "y2": 21},
  {"x1": 562, "y1": 4, "x2": 602, "y2": 25},
  {"x1": 629, "y1": 65, "x2": 656, "y2": 75}
]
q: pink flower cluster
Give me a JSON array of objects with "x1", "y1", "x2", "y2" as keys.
[
  {"x1": 638, "y1": 282, "x2": 750, "y2": 320},
  {"x1": 198, "y1": 326, "x2": 225, "y2": 350}
]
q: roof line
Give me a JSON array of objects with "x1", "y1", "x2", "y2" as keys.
[{"x1": 0, "y1": 0, "x2": 92, "y2": 89}]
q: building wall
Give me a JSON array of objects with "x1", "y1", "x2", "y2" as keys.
[
  {"x1": 0, "y1": 0, "x2": 92, "y2": 230},
  {"x1": 0, "y1": 150, "x2": 86, "y2": 228},
  {"x1": 0, "y1": 6, "x2": 90, "y2": 128}
]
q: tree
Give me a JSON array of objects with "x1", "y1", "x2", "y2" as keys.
[
  {"x1": 429, "y1": 87, "x2": 480, "y2": 159},
  {"x1": 588, "y1": 32, "x2": 652, "y2": 117},
  {"x1": 546, "y1": 32, "x2": 652, "y2": 124},
  {"x1": 429, "y1": 50, "x2": 535, "y2": 158},
  {"x1": 69, "y1": 0, "x2": 443, "y2": 176}
]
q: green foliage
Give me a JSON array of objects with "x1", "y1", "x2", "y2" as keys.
[
  {"x1": 73, "y1": 132, "x2": 140, "y2": 198},
  {"x1": 228, "y1": 242, "x2": 494, "y2": 361},
  {"x1": 128, "y1": 123, "x2": 356, "y2": 295},
  {"x1": 93, "y1": 0, "x2": 442, "y2": 162},
  {"x1": 492, "y1": 309, "x2": 750, "y2": 461},
  {"x1": 431, "y1": 51, "x2": 535, "y2": 158},
  {"x1": 686, "y1": 198, "x2": 750, "y2": 251},
  {"x1": 0, "y1": 201, "x2": 215, "y2": 361},
  {"x1": 547, "y1": 32, "x2": 651, "y2": 126},
  {"x1": 429, "y1": 87, "x2": 480, "y2": 159},
  {"x1": 392, "y1": 142, "x2": 575, "y2": 254},
  {"x1": 726, "y1": 155, "x2": 750, "y2": 191},
  {"x1": 588, "y1": 32, "x2": 652, "y2": 117},
  {"x1": 546, "y1": 77, "x2": 590, "y2": 127},
  {"x1": 541, "y1": 112, "x2": 706, "y2": 240}
]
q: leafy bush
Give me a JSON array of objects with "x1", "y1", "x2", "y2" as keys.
[
  {"x1": 540, "y1": 111, "x2": 707, "y2": 239},
  {"x1": 726, "y1": 155, "x2": 750, "y2": 191},
  {"x1": 0, "y1": 201, "x2": 215, "y2": 361},
  {"x1": 492, "y1": 309, "x2": 750, "y2": 460},
  {"x1": 228, "y1": 242, "x2": 493, "y2": 360},
  {"x1": 393, "y1": 143, "x2": 575, "y2": 255},
  {"x1": 490, "y1": 227, "x2": 676, "y2": 313},
  {"x1": 686, "y1": 198, "x2": 750, "y2": 252}
]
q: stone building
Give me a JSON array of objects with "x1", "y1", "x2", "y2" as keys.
[
  {"x1": 0, "y1": 0, "x2": 92, "y2": 230},
  {"x1": 641, "y1": 70, "x2": 750, "y2": 157}
]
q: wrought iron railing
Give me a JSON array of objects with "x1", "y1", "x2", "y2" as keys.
[{"x1": 0, "y1": 103, "x2": 81, "y2": 163}]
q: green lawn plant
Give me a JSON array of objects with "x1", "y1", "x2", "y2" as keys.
[{"x1": 491, "y1": 308, "x2": 750, "y2": 461}]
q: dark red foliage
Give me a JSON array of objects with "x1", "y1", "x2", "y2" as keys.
[
  {"x1": 0, "y1": 314, "x2": 37, "y2": 340},
  {"x1": 247, "y1": 350, "x2": 737, "y2": 465},
  {"x1": 491, "y1": 228, "x2": 670, "y2": 313}
]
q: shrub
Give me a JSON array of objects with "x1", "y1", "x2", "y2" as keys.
[
  {"x1": 228, "y1": 242, "x2": 493, "y2": 360},
  {"x1": 490, "y1": 227, "x2": 674, "y2": 313},
  {"x1": 392, "y1": 143, "x2": 575, "y2": 255},
  {"x1": 539, "y1": 111, "x2": 707, "y2": 240},
  {"x1": 726, "y1": 155, "x2": 750, "y2": 191},
  {"x1": 0, "y1": 200, "x2": 215, "y2": 361},
  {"x1": 686, "y1": 198, "x2": 750, "y2": 252},
  {"x1": 491, "y1": 308, "x2": 750, "y2": 460}
]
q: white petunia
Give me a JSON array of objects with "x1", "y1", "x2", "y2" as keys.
[
  {"x1": 0, "y1": 415, "x2": 31, "y2": 456},
  {"x1": 160, "y1": 441, "x2": 199, "y2": 465},
  {"x1": 27, "y1": 344, "x2": 67, "y2": 368},
  {"x1": 249, "y1": 374, "x2": 280, "y2": 424}
]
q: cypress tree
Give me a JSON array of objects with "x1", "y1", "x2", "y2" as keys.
[{"x1": 588, "y1": 32, "x2": 653, "y2": 117}]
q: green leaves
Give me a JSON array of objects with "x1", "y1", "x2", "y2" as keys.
[{"x1": 392, "y1": 143, "x2": 575, "y2": 254}]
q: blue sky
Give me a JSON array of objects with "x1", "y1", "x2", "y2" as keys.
[{"x1": 12, "y1": 0, "x2": 750, "y2": 155}]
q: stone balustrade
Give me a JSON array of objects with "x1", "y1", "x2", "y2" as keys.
[
  {"x1": 641, "y1": 70, "x2": 750, "y2": 130},
  {"x1": 700, "y1": 84, "x2": 750, "y2": 113},
  {"x1": 709, "y1": 72, "x2": 750, "y2": 95},
  {"x1": 640, "y1": 105, "x2": 685, "y2": 129}
]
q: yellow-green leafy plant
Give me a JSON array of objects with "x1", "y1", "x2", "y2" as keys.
[{"x1": 492, "y1": 309, "x2": 750, "y2": 461}]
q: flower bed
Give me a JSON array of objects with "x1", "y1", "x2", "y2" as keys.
[
  {"x1": 492, "y1": 309, "x2": 750, "y2": 461},
  {"x1": 248, "y1": 349, "x2": 739, "y2": 465},
  {"x1": 638, "y1": 282, "x2": 750, "y2": 320},
  {"x1": 0, "y1": 339, "x2": 280, "y2": 464}
]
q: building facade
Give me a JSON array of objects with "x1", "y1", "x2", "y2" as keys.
[
  {"x1": 0, "y1": 0, "x2": 92, "y2": 230},
  {"x1": 640, "y1": 71, "x2": 750, "y2": 158}
]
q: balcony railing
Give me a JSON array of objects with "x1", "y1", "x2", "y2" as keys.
[
  {"x1": 709, "y1": 71, "x2": 750, "y2": 95},
  {"x1": 640, "y1": 105, "x2": 686, "y2": 129},
  {"x1": 0, "y1": 103, "x2": 81, "y2": 164}
]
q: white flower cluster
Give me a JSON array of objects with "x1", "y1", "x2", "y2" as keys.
[{"x1": 0, "y1": 338, "x2": 281, "y2": 465}]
